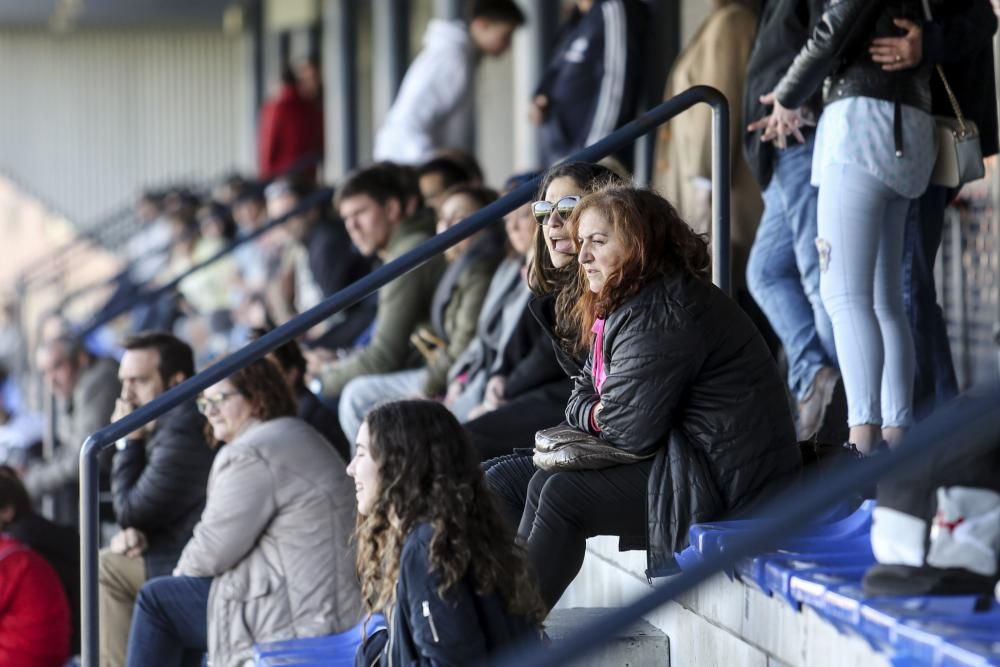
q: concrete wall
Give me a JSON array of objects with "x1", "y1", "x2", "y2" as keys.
[{"x1": 0, "y1": 28, "x2": 255, "y2": 225}]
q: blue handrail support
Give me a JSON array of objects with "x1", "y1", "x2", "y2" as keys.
[{"x1": 78, "y1": 86, "x2": 732, "y2": 667}]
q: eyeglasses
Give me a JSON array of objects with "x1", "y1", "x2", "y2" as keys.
[
  {"x1": 531, "y1": 195, "x2": 580, "y2": 226},
  {"x1": 196, "y1": 391, "x2": 240, "y2": 415}
]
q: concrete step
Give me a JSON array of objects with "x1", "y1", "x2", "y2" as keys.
[{"x1": 545, "y1": 607, "x2": 669, "y2": 666}]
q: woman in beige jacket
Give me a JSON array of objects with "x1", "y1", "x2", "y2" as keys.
[
  {"x1": 124, "y1": 357, "x2": 362, "y2": 667},
  {"x1": 653, "y1": 0, "x2": 760, "y2": 289}
]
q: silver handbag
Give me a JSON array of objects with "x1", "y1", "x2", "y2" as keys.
[
  {"x1": 533, "y1": 424, "x2": 655, "y2": 471},
  {"x1": 923, "y1": 0, "x2": 985, "y2": 188},
  {"x1": 930, "y1": 68, "x2": 984, "y2": 188}
]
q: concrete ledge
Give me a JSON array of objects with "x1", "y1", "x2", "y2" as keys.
[
  {"x1": 546, "y1": 607, "x2": 669, "y2": 666},
  {"x1": 554, "y1": 537, "x2": 888, "y2": 667}
]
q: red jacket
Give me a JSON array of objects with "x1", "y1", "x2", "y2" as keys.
[
  {"x1": 257, "y1": 83, "x2": 324, "y2": 180},
  {"x1": 0, "y1": 535, "x2": 71, "y2": 667}
]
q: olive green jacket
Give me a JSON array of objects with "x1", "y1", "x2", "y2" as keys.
[{"x1": 321, "y1": 209, "x2": 445, "y2": 396}]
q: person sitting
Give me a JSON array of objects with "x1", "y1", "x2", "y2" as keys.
[
  {"x1": 444, "y1": 174, "x2": 538, "y2": 422},
  {"x1": 0, "y1": 466, "x2": 79, "y2": 656},
  {"x1": 99, "y1": 332, "x2": 216, "y2": 667},
  {"x1": 251, "y1": 327, "x2": 351, "y2": 463},
  {"x1": 338, "y1": 185, "x2": 503, "y2": 442},
  {"x1": 417, "y1": 155, "x2": 478, "y2": 212},
  {"x1": 0, "y1": 531, "x2": 71, "y2": 667},
  {"x1": 310, "y1": 164, "x2": 446, "y2": 399},
  {"x1": 26, "y1": 334, "x2": 120, "y2": 524},
  {"x1": 125, "y1": 357, "x2": 361, "y2": 667},
  {"x1": 347, "y1": 400, "x2": 544, "y2": 665},
  {"x1": 520, "y1": 186, "x2": 800, "y2": 609}
]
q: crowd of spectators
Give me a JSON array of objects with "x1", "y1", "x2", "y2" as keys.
[{"x1": 2, "y1": 0, "x2": 999, "y2": 665}]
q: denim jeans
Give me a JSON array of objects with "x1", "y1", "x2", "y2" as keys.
[
  {"x1": 747, "y1": 136, "x2": 837, "y2": 401},
  {"x1": 817, "y1": 163, "x2": 915, "y2": 428},
  {"x1": 126, "y1": 575, "x2": 211, "y2": 667},
  {"x1": 902, "y1": 185, "x2": 959, "y2": 415}
]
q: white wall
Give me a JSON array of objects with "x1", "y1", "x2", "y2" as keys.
[{"x1": 0, "y1": 28, "x2": 255, "y2": 225}]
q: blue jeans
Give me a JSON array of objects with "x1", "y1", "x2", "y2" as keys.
[
  {"x1": 126, "y1": 575, "x2": 211, "y2": 667},
  {"x1": 817, "y1": 163, "x2": 914, "y2": 428},
  {"x1": 902, "y1": 185, "x2": 958, "y2": 415},
  {"x1": 747, "y1": 136, "x2": 836, "y2": 401}
]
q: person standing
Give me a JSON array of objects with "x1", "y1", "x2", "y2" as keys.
[
  {"x1": 530, "y1": 0, "x2": 645, "y2": 167},
  {"x1": 374, "y1": 0, "x2": 525, "y2": 164}
]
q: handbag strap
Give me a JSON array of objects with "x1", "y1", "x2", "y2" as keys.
[{"x1": 920, "y1": 0, "x2": 971, "y2": 136}]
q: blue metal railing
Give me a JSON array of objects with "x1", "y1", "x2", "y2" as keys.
[
  {"x1": 484, "y1": 385, "x2": 1000, "y2": 666},
  {"x1": 77, "y1": 85, "x2": 732, "y2": 667}
]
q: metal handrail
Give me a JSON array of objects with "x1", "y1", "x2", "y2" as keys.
[
  {"x1": 485, "y1": 385, "x2": 1000, "y2": 667},
  {"x1": 77, "y1": 85, "x2": 732, "y2": 666}
]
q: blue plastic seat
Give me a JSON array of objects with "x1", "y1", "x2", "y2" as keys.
[
  {"x1": 679, "y1": 501, "x2": 874, "y2": 573},
  {"x1": 254, "y1": 615, "x2": 386, "y2": 667},
  {"x1": 860, "y1": 596, "x2": 992, "y2": 655},
  {"x1": 762, "y1": 550, "x2": 875, "y2": 609},
  {"x1": 886, "y1": 603, "x2": 1000, "y2": 665},
  {"x1": 935, "y1": 630, "x2": 1000, "y2": 667}
]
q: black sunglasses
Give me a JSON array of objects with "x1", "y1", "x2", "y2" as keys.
[{"x1": 531, "y1": 195, "x2": 581, "y2": 225}]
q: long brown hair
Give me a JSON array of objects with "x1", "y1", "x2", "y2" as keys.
[
  {"x1": 568, "y1": 187, "x2": 710, "y2": 350},
  {"x1": 204, "y1": 357, "x2": 297, "y2": 448},
  {"x1": 526, "y1": 162, "x2": 628, "y2": 355},
  {"x1": 354, "y1": 400, "x2": 545, "y2": 623}
]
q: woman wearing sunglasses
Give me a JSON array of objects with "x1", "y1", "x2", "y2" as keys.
[
  {"x1": 520, "y1": 186, "x2": 799, "y2": 608},
  {"x1": 125, "y1": 357, "x2": 362, "y2": 667},
  {"x1": 471, "y1": 162, "x2": 625, "y2": 522}
]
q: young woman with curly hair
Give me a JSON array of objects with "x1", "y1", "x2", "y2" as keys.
[
  {"x1": 125, "y1": 357, "x2": 362, "y2": 667},
  {"x1": 348, "y1": 400, "x2": 544, "y2": 665},
  {"x1": 520, "y1": 187, "x2": 801, "y2": 609}
]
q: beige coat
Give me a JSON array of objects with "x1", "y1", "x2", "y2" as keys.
[
  {"x1": 175, "y1": 417, "x2": 362, "y2": 666},
  {"x1": 653, "y1": 3, "x2": 761, "y2": 287}
]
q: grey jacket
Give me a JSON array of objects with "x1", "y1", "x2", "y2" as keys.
[
  {"x1": 175, "y1": 417, "x2": 362, "y2": 666},
  {"x1": 24, "y1": 356, "x2": 120, "y2": 497}
]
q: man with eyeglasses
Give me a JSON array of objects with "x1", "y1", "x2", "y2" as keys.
[{"x1": 99, "y1": 332, "x2": 215, "y2": 667}]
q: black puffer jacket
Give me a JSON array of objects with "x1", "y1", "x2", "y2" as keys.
[
  {"x1": 565, "y1": 273, "x2": 801, "y2": 574},
  {"x1": 111, "y1": 400, "x2": 216, "y2": 577},
  {"x1": 774, "y1": 0, "x2": 933, "y2": 113}
]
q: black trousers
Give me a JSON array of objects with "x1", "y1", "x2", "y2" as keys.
[
  {"x1": 485, "y1": 453, "x2": 651, "y2": 609},
  {"x1": 465, "y1": 381, "x2": 569, "y2": 461}
]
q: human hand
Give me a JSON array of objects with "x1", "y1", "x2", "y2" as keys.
[
  {"x1": 465, "y1": 402, "x2": 494, "y2": 421},
  {"x1": 869, "y1": 19, "x2": 922, "y2": 71},
  {"x1": 444, "y1": 380, "x2": 464, "y2": 408},
  {"x1": 109, "y1": 528, "x2": 148, "y2": 558},
  {"x1": 483, "y1": 375, "x2": 507, "y2": 409},
  {"x1": 747, "y1": 92, "x2": 815, "y2": 149},
  {"x1": 529, "y1": 95, "x2": 548, "y2": 126},
  {"x1": 112, "y1": 398, "x2": 152, "y2": 440},
  {"x1": 303, "y1": 348, "x2": 336, "y2": 380}
]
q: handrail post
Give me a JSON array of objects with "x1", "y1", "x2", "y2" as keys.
[
  {"x1": 80, "y1": 435, "x2": 102, "y2": 667},
  {"x1": 711, "y1": 96, "x2": 732, "y2": 295}
]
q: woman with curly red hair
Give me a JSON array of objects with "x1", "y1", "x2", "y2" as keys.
[
  {"x1": 519, "y1": 186, "x2": 801, "y2": 609},
  {"x1": 348, "y1": 400, "x2": 544, "y2": 664},
  {"x1": 125, "y1": 357, "x2": 362, "y2": 666}
]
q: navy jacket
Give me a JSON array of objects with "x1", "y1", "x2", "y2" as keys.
[
  {"x1": 535, "y1": 0, "x2": 645, "y2": 166},
  {"x1": 381, "y1": 523, "x2": 540, "y2": 666}
]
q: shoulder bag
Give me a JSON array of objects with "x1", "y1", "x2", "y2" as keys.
[{"x1": 533, "y1": 423, "x2": 656, "y2": 471}]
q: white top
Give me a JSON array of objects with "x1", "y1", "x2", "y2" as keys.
[
  {"x1": 811, "y1": 97, "x2": 936, "y2": 199},
  {"x1": 373, "y1": 19, "x2": 476, "y2": 164}
]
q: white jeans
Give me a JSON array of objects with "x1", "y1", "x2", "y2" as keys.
[{"x1": 817, "y1": 162, "x2": 914, "y2": 428}]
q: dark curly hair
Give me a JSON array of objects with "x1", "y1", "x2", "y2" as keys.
[
  {"x1": 354, "y1": 400, "x2": 545, "y2": 625},
  {"x1": 526, "y1": 162, "x2": 628, "y2": 356},
  {"x1": 204, "y1": 357, "x2": 296, "y2": 448},
  {"x1": 568, "y1": 187, "x2": 710, "y2": 350}
]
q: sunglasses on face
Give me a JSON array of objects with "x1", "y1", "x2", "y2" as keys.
[{"x1": 531, "y1": 195, "x2": 581, "y2": 226}]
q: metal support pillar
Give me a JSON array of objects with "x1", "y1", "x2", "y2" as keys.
[
  {"x1": 434, "y1": 0, "x2": 464, "y2": 20},
  {"x1": 323, "y1": 0, "x2": 359, "y2": 179},
  {"x1": 373, "y1": 0, "x2": 410, "y2": 123},
  {"x1": 634, "y1": 0, "x2": 681, "y2": 185}
]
